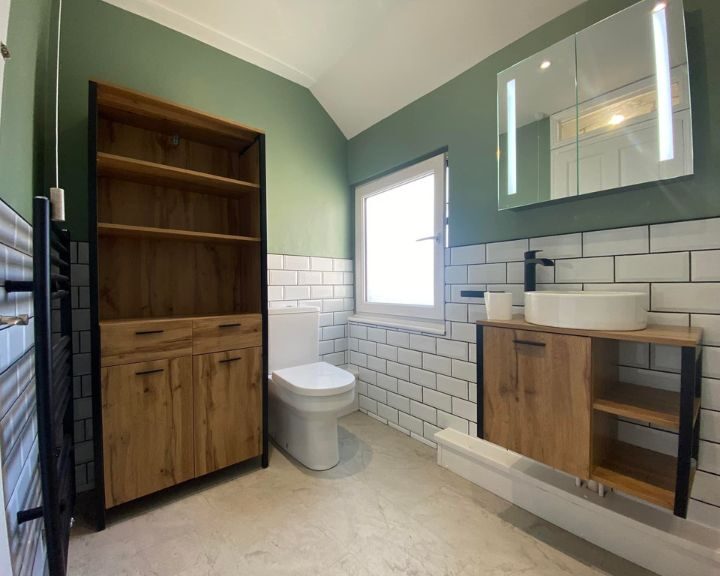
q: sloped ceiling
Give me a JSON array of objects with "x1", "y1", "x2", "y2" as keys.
[{"x1": 102, "y1": 0, "x2": 585, "y2": 137}]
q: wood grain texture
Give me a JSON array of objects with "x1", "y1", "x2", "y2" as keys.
[
  {"x1": 96, "y1": 82, "x2": 262, "y2": 151},
  {"x1": 592, "y1": 440, "x2": 677, "y2": 509},
  {"x1": 192, "y1": 314, "x2": 262, "y2": 355},
  {"x1": 102, "y1": 356, "x2": 194, "y2": 507},
  {"x1": 194, "y1": 347, "x2": 262, "y2": 475},
  {"x1": 98, "y1": 237, "x2": 261, "y2": 320},
  {"x1": 101, "y1": 318, "x2": 192, "y2": 367},
  {"x1": 98, "y1": 117, "x2": 247, "y2": 180},
  {"x1": 97, "y1": 153, "x2": 259, "y2": 198},
  {"x1": 484, "y1": 327, "x2": 591, "y2": 478},
  {"x1": 98, "y1": 178, "x2": 258, "y2": 238},
  {"x1": 477, "y1": 317, "x2": 702, "y2": 347}
]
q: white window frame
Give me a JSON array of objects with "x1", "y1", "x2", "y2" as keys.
[{"x1": 354, "y1": 154, "x2": 446, "y2": 326}]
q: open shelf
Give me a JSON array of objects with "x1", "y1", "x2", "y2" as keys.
[
  {"x1": 100, "y1": 312, "x2": 261, "y2": 326},
  {"x1": 594, "y1": 382, "x2": 701, "y2": 431},
  {"x1": 98, "y1": 223, "x2": 260, "y2": 245},
  {"x1": 592, "y1": 440, "x2": 678, "y2": 509},
  {"x1": 97, "y1": 153, "x2": 259, "y2": 198},
  {"x1": 97, "y1": 82, "x2": 261, "y2": 151}
]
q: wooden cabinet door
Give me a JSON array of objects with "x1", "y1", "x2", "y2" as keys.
[
  {"x1": 484, "y1": 327, "x2": 591, "y2": 478},
  {"x1": 102, "y1": 356, "x2": 194, "y2": 507},
  {"x1": 194, "y1": 347, "x2": 262, "y2": 475}
]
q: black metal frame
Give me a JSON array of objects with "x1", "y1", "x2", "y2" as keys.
[
  {"x1": 259, "y1": 133, "x2": 270, "y2": 469},
  {"x1": 14, "y1": 196, "x2": 75, "y2": 576},
  {"x1": 674, "y1": 345, "x2": 702, "y2": 517},
  {"x1": 476, "y1": 324, "x2": 484, "y2": 439}
]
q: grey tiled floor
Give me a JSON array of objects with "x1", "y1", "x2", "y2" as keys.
[{"x1": 68, "y1": 412, "x2": 655, "y2": 575}]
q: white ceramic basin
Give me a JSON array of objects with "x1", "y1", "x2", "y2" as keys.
[{"x1": 525, "y1": 291, "x2": 648, "y2": 331}]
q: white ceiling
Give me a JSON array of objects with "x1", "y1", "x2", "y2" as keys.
[{"x1": 102, "y1": 0, "x2": 585, "y2": 138}]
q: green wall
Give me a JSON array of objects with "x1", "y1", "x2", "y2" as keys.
[
  {"x1": 59, "y1": 0, "x2": 350, "y2": 258},
  {"x1": 348, "y1": 0, "x2": 720, "y2": 247},
  {"x1": 0, "y1": 0, "x2": 55, "y2": 219}
]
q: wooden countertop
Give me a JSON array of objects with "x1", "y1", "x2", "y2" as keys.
[{"x1": 476, "y1": 316, "x2": 702, "y2": 347}]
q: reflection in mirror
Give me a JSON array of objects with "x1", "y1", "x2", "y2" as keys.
[
  {"x1": 498, "y1": 36, "x2": 576, "y2": 209},
  {"x1": 497, "y1": 0, "x2": 692, "y2": 210},
  {"x1": 571, "y1": 0, "x2": 692, "y2": 196}
]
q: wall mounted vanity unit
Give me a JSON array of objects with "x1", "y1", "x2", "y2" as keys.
[
  {"x1": 498, "y1": 0, "x2": 693, "y2": 209},
  {"x1": 476, "y1": 318, "x2": 702, "y2": 517},
  {"x1": 87, "y1": 82, "x2": 268, "y2": 529}
]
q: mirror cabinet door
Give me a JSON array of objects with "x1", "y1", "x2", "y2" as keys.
[
  {"x1": 575, "y1": 0, "x2": 692, "y2": 195},
  {"x1": 498, "y1": 36, "x2": 577, "y2": 210}
]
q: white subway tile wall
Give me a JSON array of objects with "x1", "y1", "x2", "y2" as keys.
[
  {"x1": 0, "y1": 200, "x2": 47, "y2": 574},
  {"x1": 267, "y1": 254, "x2": 353, "y2": 367},
  {"x1": 350, "y1": 219, "x2": 720, "y2": 530},
  {"x1": 70, "y1": 242, "x2": 93, "y2": 493}
]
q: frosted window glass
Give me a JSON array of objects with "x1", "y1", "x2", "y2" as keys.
[{"x1": 365, "y1": 174, "x2": 435, "y2": 306}]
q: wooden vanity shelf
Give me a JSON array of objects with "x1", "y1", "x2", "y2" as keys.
[
  {"x1": 477, "y1": 317, "x2": 703, "y2": 518},
  {"x1": 88, "y1": 81, "x2": 269, "y2": 531}
]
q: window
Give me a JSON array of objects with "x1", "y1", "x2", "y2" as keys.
[{"x1": 355, "y1": 154, "x2": 446, "y2": 327}]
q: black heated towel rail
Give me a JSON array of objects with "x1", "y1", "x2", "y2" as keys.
[{"x1": 12, "y1": 196, "x2": 75, "y2": 576}]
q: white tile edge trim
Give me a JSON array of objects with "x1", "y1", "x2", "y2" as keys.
[
  {"x1": 435, "y1": 428, "x2": 720, "y2": 576},
  {"x1": 348, "y1": 314, "x2": 446, "y2": 335}
]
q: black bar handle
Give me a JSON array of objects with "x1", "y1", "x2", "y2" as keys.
[
  {"x1": 17, "y1": 507, "x2": 44, "y2": 524},
  {"x1": 460, "y1": 290, "x2": 485, "y2": 298},
  {"x1": 513, "y1": 339, "x2": 546, "y2": 348},
  {"x1": 219, "y1": 323, "x2": 242, "y2": 329},
  {"x1": 220, "y1": 357, "x2": 243, "y2": 364},
  {"x1": 135, "y1": 368, "x2": 164, "y2": 376},
  {"x1": 135, "y1": 329, "x2": 164, "y2": 336}
]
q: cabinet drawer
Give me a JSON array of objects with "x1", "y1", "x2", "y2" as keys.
[
  {"x1": 102, "y1": 356, "x2": 194, "y2": 507},
  {"x1": 101, "y1": 319, "x2": 193, "y2": 366},
  {"x1": 192, "y1": 314, "x2": 261, "y2": 355}
]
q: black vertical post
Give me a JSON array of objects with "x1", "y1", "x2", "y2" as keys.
[
  {"x1": 34, "y1": 198, "x2": 63, "y2": 574},
  {"x1": 476, "y1": 324, "x2": 484, "y2": 439},
  {"x1": 259, "y1": 133, "x2": 269, "y2": 469},
  {"x1": 87, "y1": 82, "x2": 107, "y2": 530},
  {"x1": 674, "y1": 346, "x2": 696, "y2": 517}
]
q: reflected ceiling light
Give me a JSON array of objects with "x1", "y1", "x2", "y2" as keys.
[
  {"x1": 539, "y1": 60, "x2": 552, "y2": 70},
  {"x1": 507, "y1": 78, "x2": 517, "y2": 196},
  {"x1": 652, "y1": 1, "x2": 674, "y2": 161},
  {"x1": 609, "y1": 114, "x2": 625, "y2": 126}
]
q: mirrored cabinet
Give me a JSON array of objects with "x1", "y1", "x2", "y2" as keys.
[{"x1": 498, "y1": 0, "x2": 693, "y2": 210}]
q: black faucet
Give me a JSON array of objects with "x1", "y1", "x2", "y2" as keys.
[{"x1": 524, "y1": 250, "x2": 554, "y2": 292}]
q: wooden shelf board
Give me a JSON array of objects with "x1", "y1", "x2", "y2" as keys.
[
  {"x1": 593, "y1": 382, "x2": 680, "y2": 429},
  {"x1": 98, "y1": 223, "x2": 261, "y2": 245},
  {"x1": 477, "y1": 316, "x2": 702, "y2": 347},
  {"x1": 592, "y1": 441, "x2": 677, "y2": 509},
  {"x1": 100, "y1": 313, "x2": 261, "y2": 326},
  {"x1": 95, "y1": 81, "x2": 262, "y2": 151},
  {"x1": 97, "y1": 152, "x2": 259, "y2": 198}
]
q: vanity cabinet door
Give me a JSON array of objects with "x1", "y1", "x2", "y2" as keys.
[
  {"x1": 484, "y1": 327, "x2": 591, "y2": 478},
  {"x1": 194, "y1": 347, "x2": 262, "y2": 475},
  {"x1": 102, "y1": 356, "x2": 194, "y2": 507}
]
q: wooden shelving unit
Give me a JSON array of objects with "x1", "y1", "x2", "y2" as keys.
[
  {"x1": 97, "y1": 152, "x2": 260, "y2": 198},
  {"x1": 88, "y1": 82, "x2": 269, "y2": 530},
  {"x1": 477, "y1": 317, "x2": 704, "y2": 517},
  {"x1": 97, "y1": 222, "x2": 260, "y2": 245}
]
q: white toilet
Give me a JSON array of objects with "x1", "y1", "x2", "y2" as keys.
[{"x1": 268, "y1": 307, "x2": 356, "y2": 470}]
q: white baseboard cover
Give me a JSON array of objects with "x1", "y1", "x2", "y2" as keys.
[{"x1": 435, "y1": 429, "x2": 720, "y2": 576}]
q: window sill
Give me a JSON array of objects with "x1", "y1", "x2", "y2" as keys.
[{"x1": 348, "y1": 314, "x2": 446, "y2": 335}]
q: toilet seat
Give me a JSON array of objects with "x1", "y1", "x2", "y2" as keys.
[{"x1": 272, "y1": 361, "x2": 355, "y2": 397}]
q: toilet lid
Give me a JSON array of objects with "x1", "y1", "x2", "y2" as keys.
[{"x1": 272, "y1": 362, "x2": 356, "y2": 397}]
